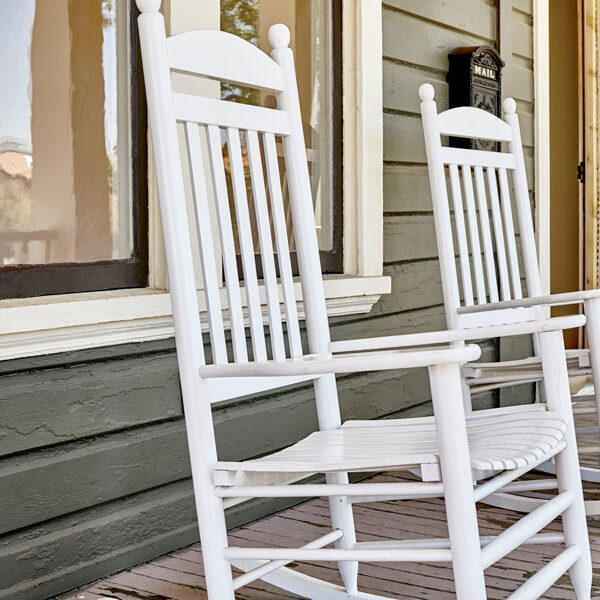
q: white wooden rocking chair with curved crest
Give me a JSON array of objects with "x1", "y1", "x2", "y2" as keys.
[
  {"x1": 418, "y1": 83, "x2": 600, "y2": 515},
  {"x1": 136, "y1": 2, "x2": 591, "y2": 598}
]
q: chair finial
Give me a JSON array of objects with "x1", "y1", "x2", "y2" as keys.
[
  {"x1": 503, "y1": 97, "x2": 517, "y2": 115},
  {"x1": 419, "y1": 83, "x2": 435, "y2": 102},
  {"x1": 268, "y1": 24, "x2": 291, "y2": 50},
  {"x1": 136, "y1": 0, "x2": 161, "y2": 12}
]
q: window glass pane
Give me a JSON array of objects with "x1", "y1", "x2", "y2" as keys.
[
  {"x1": 220, "y1": 0, "x2": 335, "y2": 251},
  {"x1": 0, "y1": 0, "x2": 132, "y2": 267}
]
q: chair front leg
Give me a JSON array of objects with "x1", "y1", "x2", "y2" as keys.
[
  {"x1": 584, "y1": 297, "x2": 600, "y2": 431},
  {"x1": 429, "y1": 362, "x2": 487, "y2": 599},
  {"x1": 314, "y1": 374, "x2": 358, "y2": 594},
  {"x1": 539, "y1": 330, "x2": 592, "y2": 598}
]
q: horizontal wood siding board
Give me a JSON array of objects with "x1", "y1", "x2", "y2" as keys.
[
  {"x1": 0, "y1": 421, "x2": 190, "y2": 535},
  {"x1": 513, "y1": 0, "x2": 533, "y2": 15},
  {"x1": 383, "y1": 62, "x2": 448, "y2": 115},
  {"x1": 512, "y1": 64, "x2": 534, "y2": 104},
  {"x1": 0, "y1": 481, "x2": 199, "y2": 600},
  {"x1": 512, "y1": 11, "x2": 533, "y2": 60},
  {"x1": 382, "y1": 7, "x2": 495, "y2": 72},
  {"x1": 382, "y1": 0, "x2": 497, "y2": 40},
  {"x1": 384, "y1": 164, "x2": 433, "y2": 213},
  {"x1": 0, "y1": 351, "x2": 181, "y2": 458}
]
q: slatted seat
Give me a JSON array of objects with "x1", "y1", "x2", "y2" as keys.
[{"x1": 215, "y1": 406, "x2": 568, "y2": 476}]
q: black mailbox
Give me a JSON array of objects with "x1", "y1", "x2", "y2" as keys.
[{"x1": 446, "y1": 45, "x2": 505, "y2": 151}]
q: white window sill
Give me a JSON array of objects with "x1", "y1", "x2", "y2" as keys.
[{"x1": 0, "y1": 275, "x2": 390, "y2": 360}]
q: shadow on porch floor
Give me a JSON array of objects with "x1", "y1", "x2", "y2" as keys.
[{"x1": 59, "y1": 467, "x2": 600, "y2": 600}]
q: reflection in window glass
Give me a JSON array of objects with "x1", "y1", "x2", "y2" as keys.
[
  {"x1": 0, "y1": 0, "x2": 131, "y2": 267},
  {"x1": 220, "y1": 0, "x2": 334, "y2": 251}
]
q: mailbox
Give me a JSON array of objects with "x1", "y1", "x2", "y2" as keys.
[{"x1": 446, "y1": 45, "x2": 505, "y2": 151}]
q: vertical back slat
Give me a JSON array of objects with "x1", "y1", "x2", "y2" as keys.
[
  {"x1": 461, "y1": 165, "x2": 487, "y2": 304},
  {"x1": 263, "y1": 132, "x2": 303, "y2": 357},
  {"x1": 486, "y1": 167, "x2": 511, "y2": 300},
  {"x1": 498, "y1": 168, "x2": 523, "y2": 299},
  {"x1": 247, "y1": 129, "x2": 286, "y2": 361},
  {"x1": 226, "y1": 127, "x2": 268, "y2": 362},
  {"x1": 448, "y1": 164, "x2": 474, "y2": 306},
  {"x1": 206, "y1": 124, "x2": 248, "y2": 363},
  {"x1": 185, "y1": 122, "x2": 227, "y2": 364},
  {"x1": 474, "y1": 165, "x2": 499, "y2": 302}
]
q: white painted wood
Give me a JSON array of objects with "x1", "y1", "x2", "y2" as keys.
[
  {"x1": 419, "y1": 83, "x2": 598, "y2": 559},
  {"x1": 458, "y1": 288, "x2": 600, "y2": 313},
  {"x1": 137, "y1": 5, "x2": 236, "y2": 597},
  {"x1": 226, "y1": 127, "x2": 267, "y2": 362},
  {"x1": 498, "y1": 167, "x2": 523, "y2": 298},
  {"x1": 232, "y1": 529, "x2": 344, "y2": 590},
  {"x1": 486, "y1": 168, "x2": 511, "y2": 300},
  {"x1": 507, "y1": 546, "x2": 581, "y2": 600},
  {"x1": 474, "y1": 165, "x2": 499, "y2": 302},
  {"x1": 481, "y1": 491, "x2": 574, "y2": 569},
  {"x1": 173, "y1": 93, "x2": 290, "y2": 135},
  {"x1": 246, "y1": 130, "x2": 286, "y2": 361},
  {"x1": 342, "y1": 0, "x2": 384, "y2": 278},
  {"x1": 440, "y1": 147, "x2": 517, "y2": 169},
  {"x1": 167, "y1": 30, "x2": 285, "y2": 91},
  {"x1": 206, "y1": 124, "x2": 247, "y2": 363},
  {"x1": 329, "y1": 314, "x2": 586, "y2": 352},
  {"x1": 263, "y1": 132, "x2": 302, "y2": 357},
  {"x1": 448, "y1": 164, "x2": 474, "y2": 306},
  {"x1": 461, "y1": 165, "x2": 487, "y2": 304},
  {"x1": 136, "y1": 11, "x2": 592, "y2": 597},
  {"x1": 534, "y1": 0, "x2": 551, "y2": 296},
  {"x1": 436, "y1": 106, "x2": 512, "y2": 141},
  {"x1": 185, "y1": 122, "x2": 227, "y2": 363},
  {"x1": 200, "y1": 344, "x2": 482, "y2": 378},
  {"x1": 224, "y1": 546, "x2": 453, "y2": 563}
]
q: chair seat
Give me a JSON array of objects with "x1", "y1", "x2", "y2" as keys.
[{"x1": 214, "y1": 405, "x2": 567, "y2": 478}]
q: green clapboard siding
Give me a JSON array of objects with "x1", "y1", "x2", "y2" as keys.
[{"x1": 0, "y1": 2, "x2": 535, "y2": 599}]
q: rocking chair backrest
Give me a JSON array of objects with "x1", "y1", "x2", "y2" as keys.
[
  {"x1": 419, "y1": 84, "x2": 543, "y2": 330},
  {"x1": 137, "y1": 4, "x2": 330, "y2": 404}
]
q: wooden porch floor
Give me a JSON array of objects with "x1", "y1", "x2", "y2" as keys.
[{"x1": 59, "y1": 471, "x2": 600, "y2": 600}]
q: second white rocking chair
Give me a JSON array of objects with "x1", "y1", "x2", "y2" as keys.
[
  {"x1": 417, "y1": 82, "x2": 600, "y2": 515},
  {"x1": 137, "y1": 2, "x2": 591, "y2": 597}
]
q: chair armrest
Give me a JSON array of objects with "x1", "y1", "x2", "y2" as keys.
[
  {"x1": 328, "y1": 314, "x2": 585, "y2": 354},
  {"x1": 199, "y1": 344, "x2": 481, "y2": 378},
  {"x1": 457, "y1": 289, "x2": 600, "y2": 315}
]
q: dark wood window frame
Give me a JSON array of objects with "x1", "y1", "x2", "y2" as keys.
[
  {"x1": 319, "y1": 0, "x2": 343, "y2": 274},
  {"x1": 0, "y1": 2, "x2": 148, "y2": 300}
]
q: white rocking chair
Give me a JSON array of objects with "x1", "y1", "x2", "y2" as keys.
[
  {"x1": 417, "y1": 83, "x2": 600, "y2": 515},
  {"x1": 136, "y1": 2, "x2": 591, "y2": 597}
]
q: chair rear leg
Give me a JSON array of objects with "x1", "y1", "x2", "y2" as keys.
[
  {"x1": 540, "y1": 330, "x2": 592, "y2": 599},
  {"x1": 429, "y1": 363, "x2": 487, "y2": 599}
]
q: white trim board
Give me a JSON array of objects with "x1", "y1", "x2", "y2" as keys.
[
  {"x1": 0, "y1": 276, "x2": 390, "y2": 360},
  {"x1": 534, "y1": 0, "x2": 550, "y2": 295}
]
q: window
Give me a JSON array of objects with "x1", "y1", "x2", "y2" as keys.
[
  {"x1": 219, "y1": 0, "x2": 343, "y2": 272},
  {"x1": 0, "y1": 0, "x2": 387, "y2": 362},
  {"x1": 0, "y1": 0, "x2": 147, "y2": 299}
]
